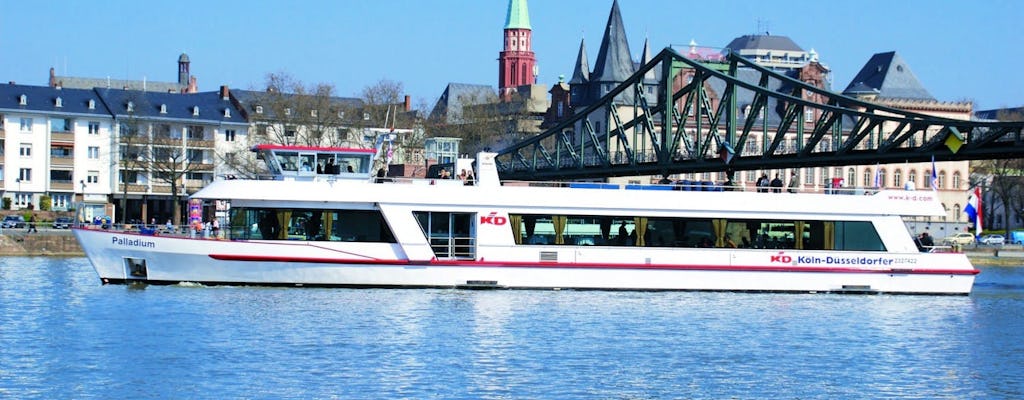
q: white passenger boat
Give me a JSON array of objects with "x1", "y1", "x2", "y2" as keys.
[{"x1": 74, "y1": 144, "x2": 978, "y2": 294}]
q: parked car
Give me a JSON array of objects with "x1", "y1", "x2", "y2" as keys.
[
  {"x1": 2, "y1": 215, "x2": 26, "y2": 229},
  {"x1": 979, "y1": 234, "x2": 1006, "y2": 245},
  {"x1": 943, "y1": 232, "x2": 976, "y2": 246},
  {"x1": 52, "y1": 216, "x2": 74, "y2": 229},
  {"x1": 1009, "y1": 230, "x2": 1024, "y2": 245}
]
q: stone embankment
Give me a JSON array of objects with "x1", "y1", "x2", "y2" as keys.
[
  {"x1": 1, "y1": 231, "x2": 82, "y2": 256},
  {"x1": 1, "y1": 231, "x2": 1022, "y2": 266}
]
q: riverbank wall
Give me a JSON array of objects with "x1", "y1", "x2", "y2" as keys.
[{"x1": 1, "y1": 231, "x2": 1022, "y2": 266}]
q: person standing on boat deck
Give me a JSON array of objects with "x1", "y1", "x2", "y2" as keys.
[
  {"x1": 787, "y1": 171, "x2": 799, "y2": 193},
  {"x1": 756, "y1": 173, "x2": 769, "y2": 193},
  {"x1": 770, "y1": 174, "x2": 783, "y2": 193},
  {"x1": 259, "y1": 211, "x2": 280, "y2": 240},
  {"x1": 618, "y1": 222, "x2": 629, "y2": 245},
  {"x1": 919, "y1": 232, "x2": 934, "y2": 250}
]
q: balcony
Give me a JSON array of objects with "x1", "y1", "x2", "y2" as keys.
[
  {"x1": 118, "y1": 183, "x2": 149, "y2": 193},
  {"x1": 51, "y1": 131, "x2": 74, "y2": 143},
  {"x1": 50, "y1": 181, "x2": 74, "y2": 191},
  {"x1": 50, "y1": 156, "x2": 74, "y2": 167},
  {"x1": 187, "y1": 139, "x2": 214, "y2": 148}
]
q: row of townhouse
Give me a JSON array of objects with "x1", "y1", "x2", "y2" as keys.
[{"x1": 0, "y1": 83, "x2": 250, "y2": 224}]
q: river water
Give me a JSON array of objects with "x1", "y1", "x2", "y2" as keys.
[{"x1": 1, "y1": 257, "x2": 1022, "y2": 399}]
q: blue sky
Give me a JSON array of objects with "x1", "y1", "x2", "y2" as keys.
[{"x1": 1, "y1": 0, "x2": 1020, "y2": 112}]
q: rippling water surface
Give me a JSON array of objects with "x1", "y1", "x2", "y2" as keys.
[{"x1": 1, "y1": 257, "x2": 1023, "y2": 399}]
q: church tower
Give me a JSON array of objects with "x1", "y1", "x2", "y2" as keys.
[
  {"x1": 499, "y1": 0, "x2": 537, "y2": 101},
  {"x1": 178, "y1": 53, "x2": 190, "y2": 87}
]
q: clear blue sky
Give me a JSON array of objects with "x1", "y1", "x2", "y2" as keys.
[{"x1": 1, "y1": 0, "x2": 1020, "y2": 112}]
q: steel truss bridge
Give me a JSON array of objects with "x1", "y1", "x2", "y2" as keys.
[{"x1": 495, "y1": 48, "x2": 1024, "y2": 181}]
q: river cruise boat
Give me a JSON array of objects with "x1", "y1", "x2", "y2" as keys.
[{"x1": 74, "y1": 144, "x2": 978, "y2": 294}]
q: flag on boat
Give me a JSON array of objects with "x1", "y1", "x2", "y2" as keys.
[
  {"x1": 965, "y1": 186, "x2": 983, "y2": 235},
  {"x1": 930, "y1": 155, "x2": 938, "y2": 190}
]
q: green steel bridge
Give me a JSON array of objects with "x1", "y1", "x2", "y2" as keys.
[{"x1": 495, "y1": 48, "x2": 1024, "y2": 181}]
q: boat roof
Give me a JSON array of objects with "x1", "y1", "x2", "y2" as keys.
[{"x1": 251, "y1": 144, "x2": 376, "y2": 154}]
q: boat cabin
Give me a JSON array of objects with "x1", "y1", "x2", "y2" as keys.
[{"x1": 252, "y1": 144, "x2": 376, "y2": 181}]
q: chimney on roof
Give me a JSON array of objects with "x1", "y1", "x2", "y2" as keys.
[
  {"x1": 8, "y1": 81, "x2": 14, "y2": 85},
  {"x1": 220, "y1": 85, "x2": 230, "y2": 100},
  {"x1": 404, "y1": 95, "x2": 411, "y2": 112}
]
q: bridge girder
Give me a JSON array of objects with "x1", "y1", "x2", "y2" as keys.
[{"x1": 496, "y1": 48, "x2": 1024, "y2": 181}]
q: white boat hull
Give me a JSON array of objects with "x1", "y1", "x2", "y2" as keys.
[{"x1": 75, "y1": 228, "x2": 977, "y2": 295}]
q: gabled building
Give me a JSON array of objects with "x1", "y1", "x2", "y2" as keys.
[{"x1": 0, "y1": 83, "x2": 115, "y2": 218}]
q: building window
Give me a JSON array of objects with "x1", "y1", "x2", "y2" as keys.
[
  {"x1": 952, "y1": 171, "x2": 961, "y2": 189},
  {"x1": 20, "y1": 118, "x2": 32, "y2": 132},
  {"x1": 51, "y1": 193, "x2": 70, "y2": 210},
  {"x1": 19, "y1": 143, "x2": 31, "y2": 157},
  {"x1": 192, "y1": 106, "x2": 200, "y2": 116},
  {"x1": 186, "y1": 125, "x2": 205, "y2": 140},
  {"x1": 126, "y1": 101, "x2": 134, "y2": 112},
  {"x1": 255, "y1": 105, "x2": 264, "y2": 114},
  {"x1": 908, "y1": 170, "x2": 917, "y2": 185},
  {"x1": 225, "y1": 129, "x2": 236, "y2": 142},
  {"x1": 894, "y1": 169, "x2": 902, "y2": 188},
  {"x1": 879, "y1": 168, "x2": 887, "y2": 187},
  {"x1": 363, "y1": 112, "x2": 370, "y2": 120},
  {"x1": 310, "y1": 109, "x2": 318, "y2": 118},
  {"x1": 847, "y1": 168, "x2": 856, "y2": 187},
  {"x1": 285, "y1": 108, "x2": 292, "y2": 116},
  {"x1": 88, "y1": 122, "x2": 100, "y2": 134},
  {"x1": 804, "y1": 109, "x2": 814, "y2": 122},
  {"x1": 15, "y1": 193, "x2": 31, "y2": 207},
  {"x1": 804, "y1": 168, "x2": 814, "y2": 184},
  {"x1": 88, "y1": 99, "x2": 95, "y2": 110},
  {"x1": 938, "y1": 171, "x2": 946, "y2": 189},
  {"x1": 864, "y1": 169, "x2": 872, "y2": 187},
  {"x1": 160, "y1": 104, "x2": 167, "y2": 114},
  {"x1": 55, "y1": 97, "x2": 63, "y2": 108},
  {"x1": 87, "y1": 171, "x2": 99, "y2": 184},
  {"x1": 88, "y1": 146, "x2": 100, "y2": 159},
  {"x1": 19, "y1": 94, "x2": 27, "y2": 105},
  {"x1": 19, "y1": 168, "x2": 32, "y2": 182}
]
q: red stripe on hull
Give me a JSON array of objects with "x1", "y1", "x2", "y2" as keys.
[{"x1": 207, "y1": 254, "x2": 979, "y2": 276}]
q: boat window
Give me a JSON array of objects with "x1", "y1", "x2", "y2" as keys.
[
  {"x1": 227, "y1": 207, "x2": 395, "y2": 243},
  {"x1": 509, "y1": 213, "x2": 885, "y2": 251},
  {"x1": 276, "y1": 152, "x2": 300, "y2": 172},
  {"x1": 298, "y1": 154, "x2": 316, "y2": 173}
]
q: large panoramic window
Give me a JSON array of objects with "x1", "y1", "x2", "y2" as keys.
[
  {"x1": 508, "y1": 213, "x2": 886, "y2": 252},
  {"x1": 228, "y1": 207, "x2": 395, "y2": 243}
]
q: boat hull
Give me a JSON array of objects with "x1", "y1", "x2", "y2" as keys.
[{"x1": 75, "y1": 228, "x2": 977, "y2": 295}]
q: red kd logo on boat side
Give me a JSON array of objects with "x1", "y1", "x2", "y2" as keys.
[
  {"x1": 770, "y1": 252, "x2": 792, "y2": 263},
  {"x1": 480, "y1": 212, "x2": 507, "y2": 226}
]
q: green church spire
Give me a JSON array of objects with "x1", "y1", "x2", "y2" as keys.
[{"x1": 504, "y1": 0, "x2": 531, "y2": 30}]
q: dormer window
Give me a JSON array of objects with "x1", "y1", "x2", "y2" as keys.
[
  {"x1": 223, "y1": 108, "x2": 231, "y2": 118},
  {"x1": 284, "y1": 108, "x2": 291, "y2": 116},
  {"x1": 55, "y1": 97, "x2": 63, "y2": 108},
  {"x1": 310, "y1": 109, "x2": 318, "y2": 118},
  {"x1": 126, "y1": 101, "x2": 134, "y2": 112},
  {"x1": 192, "y1": 106, "x2": 199, "y2": 116},
  {"x1": 160, "y1": 104, "x2": 167, "y2": 114},
  {"x1": 338, "y1": 111, "x2": 345, "y2": 119},
  {"x1": 255, "y1": 105, "x2": 263, "y2": 114},
  {"x1": 363, "y1": 112, "x2": 370, "y2": 120},
  {"x1": 88, "y1": 99, "x2": 95, "y2": 110},
  {"x1": 19, "y1": 94, "x2": 27, "y2": 105}
]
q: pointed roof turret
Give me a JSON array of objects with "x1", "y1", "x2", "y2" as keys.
[
  {"x1": 591, "y1": 0, "x2": 634, "y2": 83},
  {"x1": 569, "y1": 38, "x2": 590, "y2": 85},
  {"x1": 640, "y1": 37, "x2": 656, "y2": 81},
  {"x1": 504, "y1": 0, "x2": 531, "y2": 30},
  {"x1": 842, "y1": 51, "x2": 934, "y2": 101}
]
